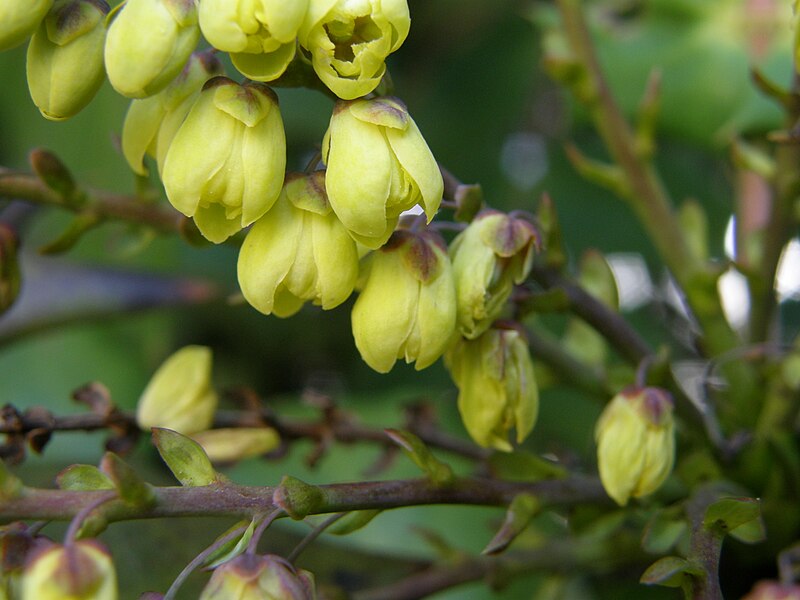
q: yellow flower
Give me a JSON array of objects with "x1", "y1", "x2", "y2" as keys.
[
  {"x1": 299, "y1": 0, "x2": 409, "y2": 99},
  {"x1": 0, "y1": 0, "x2": 52, "y2": 51},
  {"x1": 238, "y1": 171, "x2": 359, "y2": 317},
  {"x1": 199, "y1": 0, "x2": 308, "y2": 81},
  {"x1": 21, "y1": 541, "x2": 117, "y2": 600},
  {"x1": 121, "y1": 51, "x2": 223, "y2": 176},
  {"x1": 104, "y1": 0, "x2": 199, "y2": 98},
  {"x1": 26, "y1": 0, "x2": 108, "y2": 121},
  {"x1": 595, "y1": 387, "x2": 675, "y2": 506},
  {"x1": 192, "y1": 428, "x2": 280, "y2": 463},
  {"x1": 450, "y1": 211, "x2": 538, "y2": 339},
  {"x1": 446, "y1": 327, "x2": 538, "y2": 451},
  {"x1": 199, "y1": 555, "x2": 315, "y2": 600},
  {"x1": 136, "y1": 345, "x2": 217, "y2": 435},
  {"x1": 161, "y1": 76, "x2": 286, "y2": 243},
  {"x1": 352, "y1": 230, "x2": 456, "y2": 373},
  {"x1": 323, "y1": 97, "x2": 442, "y2": 249}
]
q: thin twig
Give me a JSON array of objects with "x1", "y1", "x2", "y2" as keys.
[
  {"x1": 163, "y1": 523, "x2": 250, "y2": 600},
  {"x1": 247, "y1": 508, "x2": 284, "y2": 555},
  {"x1": 287, "y1": 512, "x2": 346, "y2": 563},
  {"x1": 0, "y1": 476, "x2": 609, "y2": 523},
  {"x1": 529, "y1": 266, "x2": 652, "y2": 365},
  {"x1": 0, "y1": 171, "x2": 181, "y2": 234}
]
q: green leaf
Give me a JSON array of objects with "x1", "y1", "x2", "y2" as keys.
[
  {"x1": 273, "y1": 476, "x2": 325, "y2": 520},
  {"x1": 640, "y1": 556, "x2": 704, "y2": 587},
  {"x1": 28, "y1": 148, "x2": 77, "y2": 199},
  {"x1": 38, "y1": 212, "x2": 103, "y2": 255},
  {"x1": 482, "y1": 494, "x2": 540, "y2": 555},
  {"x1": 56, "y1": 465, "x2": 114, "y2": 491},
  {"x1": 100, "y1": 452, "x2": 155, "y2": 508},
  {"x1": 703, "y1": 497, "x2": 761, "y2": 534},
  {"x1": 729, "y1": 516, "x2": 767, "y2": 544},
  {"x1": 152, "y1": 428, "x2": 217, "y2": 487},
  {"x1": 328, "y1": 510, "x2": 382, "y2": 536},
  {"x1": 453, "y1": 183, "x2": 483, "y2": 223},
  {"x1": 384, "y1": 429, "x2": 454, "y2": 485},
  {"x1": 642, "y1": 513, "x2": 688, "y2": 554},
  {"x1": 203, "y1": 519, "x2": 257, "y2": 569}
]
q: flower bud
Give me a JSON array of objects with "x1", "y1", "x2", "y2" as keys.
[
  {"x1": 21, "y1": 540, "x2": 117, "y2": 600},
  {"x1": 136, "y1": 345, "x2": 217, "y2": 435},
  {"x1": 445, "y1": 327, "x2": 538, "y2": 451},
  {"x1": 595, "y1": 387, "x2": 675, "y2": 506},
  {"x1": 162, "y1": 76, "x2": 286, "y2": 243},
  {"x1": 450, "y1": 211, "x2": 538, "y2": 339},
  {"x1": 192, "y1": 428, "x2": 280, "y2": 463},
  {"x1": 199, "y1": 0, "x2": 308, "y2": 82},
  {"x1": 0, "y1": 0, "x2": 52, "y2": 51},
  {"x1": 121, "y1": 51, "x2": 223, "y2": 176},
  {"x1": 0, "y1": 224, "x2": 20, "y2": 315},
  {"x1": 238, "y1": 171, "x2": 358, "y2": 317},
  {"x1": 352, "y1": 230, "x2": 456, "y2": 373},
  {"x1": 199, "y1": 554, "x2": 315, "y2": 600},
  {"x1": 104, "y1": 0, "x2": 199, "y2": 98},
  {"x1": 323, "y1": 97, "x2": 442, "y2": 249},
  {"x1": 743, "y1": 581, "x2": 800, "y2": 600},
  {"x1": 299, "y1": 0, "x2": 409, "y2": 99},
  {"x1": 26, "y1": 0, "x2": 108, "y2": 121}
]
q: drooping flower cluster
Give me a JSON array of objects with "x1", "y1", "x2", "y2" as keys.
[{"x1": 6, "y1": 0, "x2": 549, "y2": 461}]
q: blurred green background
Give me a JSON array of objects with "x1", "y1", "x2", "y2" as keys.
[{"x1": 0, "y1": 0, "x2": 795, "y2": 597}]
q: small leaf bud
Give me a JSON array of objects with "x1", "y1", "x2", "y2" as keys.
[
  {"x1": 136, "y1": 345, "x2": 217, "y2": 435},
  {"x1": 595, "y1": 386, "x2": 675, "y2": 506}
]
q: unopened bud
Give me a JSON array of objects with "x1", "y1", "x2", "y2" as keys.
[
  {"x1": 237, "y1": 171, "x2": 359, "y2": 317},
  {"x1": 446, "y1": 326, "x2": 538, "y2": 451},
  {"x1": 122, "y1": 50, "x2": 223, "y2": 176},
  {"x1": 199, "y1": 554, "x2": 315, "y2": 600},
  {"x1": 0, "y1": 0, "x2": 53, "y2": 51},
  {"x1": 104, "y1": 0, "x2": 200, "y2": 98},
  {"x1": 161, "y1": 77, "x2": 286, "y2": 243},
  {"x1": 26, "y1": 0, "x2": 108, "y2": 121},
  {"x1": 595, "y1": 387, "x2": 675, "y2": 506},
  {"x1": 136, "y1": 345, "x2": 217, "y2": 435},
  {"x1": 352, "y1": 230, "x2": 456, "y2": 373},
  {"x1": 192, "y1": 428, "x2": 280, "y2": 464},
  {"x1": 450, "y1": 211, "x2": 538, "y2": 339},
  {"x1": 0, "y1": 224, "x2": 21, "y2": 315},
  {"x1": 323, "y1": 97, "x2": 442, "y2": 249},
  {"x1": 21, "y1": 540, "x2": 117, "y2": 600},
  {"x1": 743, "y1": 581, "x2": 800, "y2": 600}
]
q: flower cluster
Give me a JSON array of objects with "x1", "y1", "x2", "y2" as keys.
[{"x1": 5, "y1": 0, "x2": 549, "y2": 456}]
